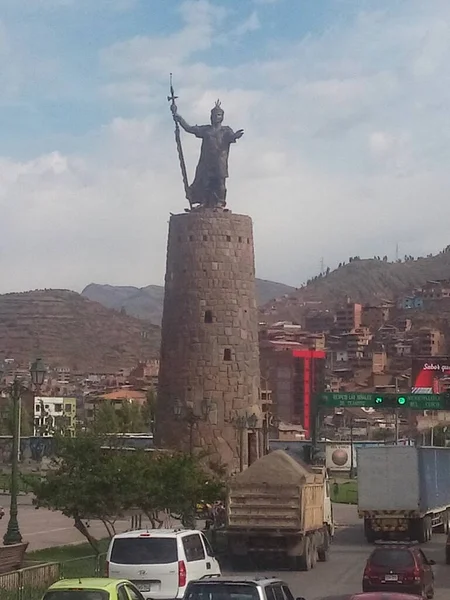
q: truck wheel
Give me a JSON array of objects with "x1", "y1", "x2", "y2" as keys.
[
  {"x1": 310, "y1": 537, "x2": 317, "y2": 568},
  {"x1": 318, "y1": 529, "x2": 330, "y2": 562},
  {"x1": 297, "y1": 537, "x2": 312, "y2": 571},
  {"x1": 425, "y1": 516, "x2": 433, "y2": 541},
  {"x1": 412, "y1": 518, "x2": 427, "y2": 544},
  {"x1": 364, "y1": 518, "x2": 376, "y2": 543}
]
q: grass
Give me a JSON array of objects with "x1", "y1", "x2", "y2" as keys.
[
  {"x1": 27, "y1": 538, "x2": 109, "y2": 564},
  {"x1": 0, "y1": 472, "x2": 42, "y2": 494},
  {"x1": 331, "y1": 479, "x2": 358, "y2": 504}
]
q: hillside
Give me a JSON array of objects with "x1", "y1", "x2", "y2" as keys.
[
  {"x1": 82, "y1": 279, "x2": 296, "y2": 324},
  {"x1": 0, "y1": 290, "x2": 160, "y2": 370},
  {"x1": 261, "y1": 251, "x2": 450, "y2": 322}
]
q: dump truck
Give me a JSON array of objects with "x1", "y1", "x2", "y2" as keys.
[
  {"x1": 224, "y1": 449, "x2": 334, "y2": 571},
  {"x1": 358, "y1": 445, "x2": 450, "y2": 543}
]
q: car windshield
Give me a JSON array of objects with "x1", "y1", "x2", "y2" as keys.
[
  {"x1": 370, "y1": 549, "x2": 414, "y2": 568},
  {"x1": 111, "y1": 538, "x2": 178, "y2": 564},
  {"x1": 185, "y1": 583, "x2": 259, "y2": 600},
  {"x1": 43, "y1": 592, "x2": 109, "y2": 600}
]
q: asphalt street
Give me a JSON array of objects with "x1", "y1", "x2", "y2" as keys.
[
  {"x1": 1, "y1": 498, "x2": 450, "y2": 599},
  {"x1": 220, "y1": 504, "x2": 450, "y2": 600}
]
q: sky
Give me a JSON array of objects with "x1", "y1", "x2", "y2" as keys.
[{"x1": 1, "y1": 0, "x2": 450, "y2": 293}]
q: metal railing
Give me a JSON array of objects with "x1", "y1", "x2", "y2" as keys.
[{"x1": 0, "y1": 553, "x2": 106, "y2": 600}]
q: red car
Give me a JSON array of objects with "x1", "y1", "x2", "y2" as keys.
[
  {"x1": 362, "y1": 543, "x2": 435, "y2": 598},
  {"x1": 352, "y1": 594, "x2": 423, "y2": 600}
]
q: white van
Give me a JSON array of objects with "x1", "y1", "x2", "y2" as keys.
[{"x1": 106, "y1": 528, "x2": 221, "y2": 599}]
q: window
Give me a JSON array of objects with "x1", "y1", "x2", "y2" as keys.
[
  {"x1": 185, "y1": 583, "x2": 259, "y2": 600},
  {"x1": 189, "y1": 235, "x2": 194, "y2": 241},
  {"x1": 238, "y1": 237, "x2": 242, "y2": 243},
  {"x1": 183, "y1": 534, "x2": 205, "y2": 562},
  {"x1": 223, "y1": 349, "x2": 232, "y2": 361},
  {"x1": 43, "y1": 592, "x2": 109, "y2": 600},
  {"x1": 203, "y1": 235, "x2": 208, "y2": 241},
  {"x1": 125, "y1": 585, "x2": 145, "y2": 600},
  {"x1": 65, "y1": 404, "x2": 72, "y2": 413},
  {"x1": 201, "y1": 533, "x2": 215, "y2": 557},
  {"x1": 282, "y1": 586, "x2": 294, "y2": 600},
  {"x1": 110, "y1": 537, "x2": 178, "y2": 565},
  {"x1": 117, "y1": 586, "x2": 129, "y2": 600},
  {"x1": 204, "y1": 310, "x2": 213, "y2": 324},
  {"x1": 270, "y1": 585, "x2": 284, "y2": 600},
  {"x1": 35, "y1": 405, "x2": 40, "y2": 412},
  {"x1": 226, "y1": 235, "x2": 231, "y2": 242},
  {"x1": 370, "y1": 549, "x2": 414, "y2": 568},
  {"x1": 266, "y1": 588, "x2": 276, "y2": 600}
]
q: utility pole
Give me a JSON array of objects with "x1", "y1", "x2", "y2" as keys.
[{"x1": 394, "y1": 376, "x2": 399, "y2": 445}]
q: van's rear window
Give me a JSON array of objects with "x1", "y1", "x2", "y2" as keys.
[
  {"x1": 43, "y1": 592, "x2": 109, "y2": 600},
  {"x1": 111, "y1": 538, "x2": 178, "y2": 564}
]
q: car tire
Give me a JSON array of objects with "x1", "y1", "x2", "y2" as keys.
[{"x1": 426, "y1": 586, "x2": 434, "y2": 599}]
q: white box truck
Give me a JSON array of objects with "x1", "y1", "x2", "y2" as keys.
[{"x1": 358, "y1": 445, "x2": 450, "y2": 543}]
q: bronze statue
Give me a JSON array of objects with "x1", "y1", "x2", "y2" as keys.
[{"x1": 168, "y1": 76, "x2": 243, "y2": 209}]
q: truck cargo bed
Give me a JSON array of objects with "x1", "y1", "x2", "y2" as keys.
[
  {"x1": 227, "y1": 482, "x2": 324, "y2": 532},
  {"x1": 358, "y1": 446, "x2": 450, "y2": 514}
]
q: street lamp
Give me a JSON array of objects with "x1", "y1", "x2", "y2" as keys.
[
  {"x1": 173, "y1": 398, "x2": 212, "y2": 454},
  {"x1": 3, "y1": 358, "x2": 47, "y2": 546},
  {"x1": 30, "y1": 358, "x2": 47, "y2": 390}
]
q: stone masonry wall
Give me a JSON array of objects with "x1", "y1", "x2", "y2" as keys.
[{"x1": 155, "y1": 208, "x2": 261, "y2": 472}]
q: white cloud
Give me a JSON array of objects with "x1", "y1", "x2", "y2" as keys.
[
  {"x1": 3, "y1": 0, "x2": 450, "y2": 293},
  {"x1": 232, "y1": 11, "x2": 260, "y2": 37}
]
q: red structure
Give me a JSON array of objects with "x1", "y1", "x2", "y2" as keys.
[{"x1": 292, "y1": 349, "x2": 326, "y2": 438}]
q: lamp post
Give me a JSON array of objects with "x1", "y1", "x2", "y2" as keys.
[
  {"x1": 3, "y1": 358, "x2": 47, "y2": 546},
  {"x1": 3, "y1": 378, "x2": 23, "y2": 546},
  {"x1": 173, "y1": 397, "x2": 212, "y2": 455}
]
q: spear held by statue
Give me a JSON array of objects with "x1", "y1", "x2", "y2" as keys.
[{"x1": 167, "y1": 74, "x2": 192, "y2": 209}]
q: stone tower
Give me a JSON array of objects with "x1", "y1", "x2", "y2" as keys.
[{"x1": 155, "y1": 208, "x2": 261, "y2": 472}]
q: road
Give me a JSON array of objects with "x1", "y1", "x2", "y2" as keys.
[
  {"x1": 221, "y1": 504, "x2": 450, "y2": 600},
  {"x1": 1, "y1": 498, "x2": 450, "y2": 599},
  {"x1": 0, "y1": 494, "x2": 131, "y2": 551}
]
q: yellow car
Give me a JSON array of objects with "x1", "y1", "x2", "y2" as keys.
[{"x1": 42, "y1": 578, "x2": 145, "y2": 600}]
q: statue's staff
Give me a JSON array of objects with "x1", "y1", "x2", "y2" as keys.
[{"x1": 167, "y1": 74, "x2": 192, "y2": 209}]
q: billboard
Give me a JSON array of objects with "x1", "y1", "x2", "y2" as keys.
[
  {"x1": 326, "y1": 443, "x2": 357, "y2": 472},
  {"x1": 411, "y1": 357, "x2": 450, "y2": 393}
]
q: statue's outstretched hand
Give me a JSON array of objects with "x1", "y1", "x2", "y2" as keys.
[{"x1": 234, "y1": 129, "x2": 244, "y2": 140}]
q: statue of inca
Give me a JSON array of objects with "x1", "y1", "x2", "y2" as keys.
[{"x1": 168, "y1": 80, "x2": 244, "y2": 209}]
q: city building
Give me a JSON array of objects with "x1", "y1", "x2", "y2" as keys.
[
  {"x1": 415, "y1": 328, "x2": 445, "y2": 356},
  {"x1": 335, "y1": 302, "x2": 362, "y2": 333},
  {"x1": 361, "y1": 304, "x2": 391, "y2": 330},
  {"x1": 34, "y1": 396, "x2": 76, "y2": 436}
]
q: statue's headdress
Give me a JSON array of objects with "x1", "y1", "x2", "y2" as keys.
[{"x1": 211, "y1": 99, "x2": 223, "y2": 115}]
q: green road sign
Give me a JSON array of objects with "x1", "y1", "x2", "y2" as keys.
[{"x1": 320, "y1": 392, "x2": 448, "y2": 410}]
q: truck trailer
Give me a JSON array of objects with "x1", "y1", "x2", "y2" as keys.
[
  {"x1": 358, "y1": 445, "x2": 450, "y2": 543},
  {"x1": 224, "y1": 449, "x2": 334, "y2": 570}
]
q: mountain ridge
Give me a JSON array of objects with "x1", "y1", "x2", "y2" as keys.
[
  {"x1": 0, "y1": 289, "x2": 160, "y2": 370},
  {"x1": 82, "y1": 279, "x2": 297, "y2": 324}
]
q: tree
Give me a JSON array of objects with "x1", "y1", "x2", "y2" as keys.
[
  {"x1": 130, "y1": 451, "x2": 225, "y2": 528},
  {"x1": 0, "y1": 399, "x2": 33, "y2": 437},
  {"x1": 29, "y1": 433, "x2": 136, "y2": 553},
  {"x1": 142, "y1": 389, "x2": 156, "y2": 433},
  {"x1": 29, "y1": 435, "x2": 226, "y2": 552},
  {"x1": 91, "y1": 401, "x2": 120, "y2": 434}
]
